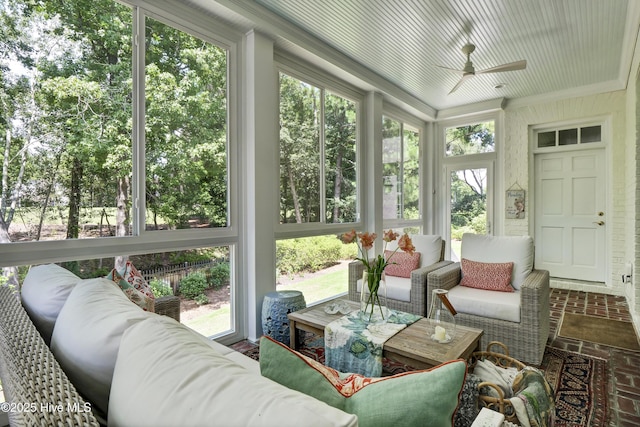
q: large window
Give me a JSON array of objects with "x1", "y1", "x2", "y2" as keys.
[
  {"x1": 145, "y1": 18, "x2": 228, "y2": 230},
  {"x1": 0, "y1": 0, "x2": 237, "y2": 339},
  {"x1": 279, "y1": 73, "x2": 357, "y2": 224},
  {"x1": 382, "y1": 116, "x2": 420, "y2": 223},
  {"x1": 1, "y1": 1, "x2": 134, "y2": 242}
]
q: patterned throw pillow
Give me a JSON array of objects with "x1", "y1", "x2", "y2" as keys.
[
  {"x1": 459, "y1": 258, "x2": 515, "y2": 292},
  {"x1": 384, "y1": 250, "x2": 421, "y2": 278},
  {"x1": 106, "y1": 261, "x2": 155, "y2": 312},
  {"x1": 260, "y1": 336, "x2": 466, "y2": 427}
]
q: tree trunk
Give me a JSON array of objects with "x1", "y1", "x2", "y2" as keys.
[
  {"x1": 0, "y1": 225, "x2": 19, "y2": 288},
  {"x1": 66, "y1": 157, "x2": 83, "y2": 239},
  {"x1": 332, "y1": 148, "x2": 343, "y2": 222},
  {"x1": 288, "y1": 166, "x2": 302, "y2": 223},
  {"x1": 114, "y1": 175, "x2": 130, "y2": 270}
]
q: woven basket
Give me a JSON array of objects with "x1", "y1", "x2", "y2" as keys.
[{"x1": 468, "y1": 341, "x2": 526, "y2": 425}]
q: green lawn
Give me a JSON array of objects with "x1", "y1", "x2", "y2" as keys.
[
  {"x1": 182, "y1": 265, "x2": 349, "y2": 337},
  {"x1": 277, "y1": 268, "x2": 348, "y2": 305}
]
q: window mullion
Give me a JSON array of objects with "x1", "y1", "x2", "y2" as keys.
[
  {"x1": 132, "y1": 8, "x2": 146, "y2": 236},
  {"x1": 319, "y1": 88, "x2": 326, "y2": 223}
]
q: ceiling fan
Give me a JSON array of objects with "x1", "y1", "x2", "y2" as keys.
[{"x1": 438, "y1": 43, "x2": 526, "y2": 94}]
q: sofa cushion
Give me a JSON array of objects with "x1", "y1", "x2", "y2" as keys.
[
  {"x1": 384, "y1": 250, "x2": 420, "y2": 278},
  {"x1": 108, "y1": 316, "x2": 358, "y2": 427},
  {"x1": 461, "y1": 234, "x2": 533, "y2": 290},
  {"x1": 50, "y1": 278, "x2": 154, "y2": 419},
  {"x1": 21, "y1": 264, "x2": 81, "y2": 345},
  {"x1": 260, "y1": 336, "x2": 466, "y2": 427},
  {"x1": 459, "y1": 258, "x2": 514, "y2": 292},
  {"x1": 448, "y1": 285, "x2": 521, "y2": 322}
]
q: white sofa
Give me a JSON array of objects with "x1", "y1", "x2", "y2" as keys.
[{"x1": 0, "y1": 264, "x2": 357, "y2": 427}]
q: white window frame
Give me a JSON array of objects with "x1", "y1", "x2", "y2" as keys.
[
  {"x1": 381, "y1": 105, "x2": 426, "y2": 233},
  {"x1": 437, "y1": 112, "x2": 502, "y2": 257},
  {"x1": 0, "y1": 0, "x2": 245, "y2": 343},
  {"x1": 275, "y1": 55, "x2": 365, "y2": 240}
]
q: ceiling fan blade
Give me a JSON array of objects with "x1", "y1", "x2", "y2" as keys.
[
  {"x1": 448, "y1": 74, "x2": 473, "y2": 94},
  {"x1": 477, "y1": 59, "x2": 526, "y2": 74},
  {"x1": 436, "y1": 65, "x2": 464, "y2": 73}
]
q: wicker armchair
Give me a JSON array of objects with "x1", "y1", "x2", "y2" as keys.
[
  {"x1": 0, "y1": 285, "x2": 100, "y2": 426},
  {"x1": 427, "y1": 234, "x2": 550, "y2": 365},
  {"x1": 348, "y1": 235, "x2": 451, "y2": 316},
  {"x1": 154, "y1": 295, "x2": 181, "y2": 322}
]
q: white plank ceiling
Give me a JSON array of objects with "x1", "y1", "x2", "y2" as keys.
[{"x1": 191, "y1": 0, "x2": 640, "y2": 114}]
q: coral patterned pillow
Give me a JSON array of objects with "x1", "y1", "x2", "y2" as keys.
[
  {"x1": 384, "y1": 250, "x2": 421, "y2": 278},
  {"x1": 459, "y1": 258, "x2": 515, "y2": 292},
  {"x1": 106, "y1": 269, "x2": 155, "y2": 312}
]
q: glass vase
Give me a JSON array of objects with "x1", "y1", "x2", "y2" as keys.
[
  {"x1": 427, "y1": 289, "x2": 456, "y2": 343},
  {"x1": 360, "y1": 271, "x2": 388, "y2": 324}
]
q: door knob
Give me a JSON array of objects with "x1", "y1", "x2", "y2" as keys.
[{"x1": 593, "y1": 221, "x2": 604, "y2": 226}]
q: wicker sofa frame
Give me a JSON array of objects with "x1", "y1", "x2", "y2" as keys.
[
  {"x1": 0, "y1": 285, "x2": 99, "y2": 426},
  {"x1": 348, "y1": 240, "x2": 451, "y2": 316},
  {"x1": 0, "y1": 281, "x2": 180, "y2": 427},
  {"x1": 427, "y1": 263, "x2": 550, "y2": 365}
]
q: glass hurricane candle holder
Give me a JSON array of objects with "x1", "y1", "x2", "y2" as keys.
[{"x1": 427, "y1": 289, "x2": 457, "y2": 343}]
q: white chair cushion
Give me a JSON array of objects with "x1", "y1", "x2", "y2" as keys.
[
  {"x1": 448, "y1": 285, "x2": 521, "y2": 322},
  {"x1": 108, "y1": 316, "x2": 358, "y2": 427},
  {"x1": 50, "y1": 278, "x2": 154, "y2": 418},
  {"x1": 356, "y1": 275, "x2": 411, "y2": 303},
  {"x1": 21, "y1": 264, "x2": 81, "y2": 345},
  {"x1": 386, "y1": 234, "x2": 442, "y2": 268},
  {"x1": 461, "y1": 234, "x2": 533, "y2": 290}
]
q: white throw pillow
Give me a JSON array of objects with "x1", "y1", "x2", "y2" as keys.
[
  {"x1": 461, "y1": 233, "x2": 534, "y2": 290},
  {"x1": 108, "y1": 316, "x2": 358, "y2": 427},
  {"x1": 21, "y1": 264, "x2": 81, "y2": 345},
  {"x1": 50, "y1": 277, "x2": 154, "y2": 419},
  {"x1": 385, "y1": 234, "x2": 443, "y2": 268}
]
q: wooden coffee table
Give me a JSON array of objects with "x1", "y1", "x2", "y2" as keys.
[{"x1": 288, "y1": 298, "x2": 483, "y2": 370}]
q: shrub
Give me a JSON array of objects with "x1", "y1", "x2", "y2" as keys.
[
  {"x1": 276, "y1": 235, "x2": 346, "y2": 276},
  {"x1": 194, "y1": 294, "x2": 210, "y2": 305},
  {"x1": 208, "y1": 262, "x2": 230, "y2": 289},
  {"x1": 149, "y1": 278, "x2": 173, "y2": 297},
  {"x1": 179, "y1": 272, "x2": 208, "y2": 299}
]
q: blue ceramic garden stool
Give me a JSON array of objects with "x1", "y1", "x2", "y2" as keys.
[{"x1": 261, "y1": 291, "x2": 306, "y2": 345}]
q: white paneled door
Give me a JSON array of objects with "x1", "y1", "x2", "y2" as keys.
[{"x1": 534, "y1": 149, "x2": 606, "y2": 281}]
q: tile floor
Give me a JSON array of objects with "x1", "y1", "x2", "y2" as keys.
[{"x1": 548, "y1": 288, "x2": 640, "y2": 426}]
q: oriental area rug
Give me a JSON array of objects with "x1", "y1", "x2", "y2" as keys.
[{"x1": 231, "y1": 335, "x2": 608, "y2": 427}]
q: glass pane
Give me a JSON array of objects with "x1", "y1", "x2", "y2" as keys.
[
  {"x1": 276, "y1": 235, "x2": 352, "y2": 305},
  {"x1": 325, "y1": 92, "x2": 357, "y2": 223},
  {"x1": 558, "y1": 128, "x2": 577, "y2": 145},
  {"x1": 2, "y1": 0, "x2": 133, "y2": 242},
  {"x1": 279, "y1": 74, "x2": 321, "y2": 223},
  {"x1": 402, "y1": 125, "x2": 420, "y2": 220},
  {"x1": 145, "y1": 18, "x2": 228, "y2": 230},
  {"x1": 445, "y1": 121, "x2": 495, "y2": 157},
  {"x1": 57, "y1": 246, "x2": 233, "y2": 338},
  {"x1": 580, "y1": 126, "x2": 601, "y2": 143},
  {"x1": 537, "y1": 131, "x2": 556, "y2": 148},
  {"x1": 450, "y1": 168, "x2": 487, "y2": 261},
  {"x1": 382, "y1": 118, "x2": 401, "y2": 220}
]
